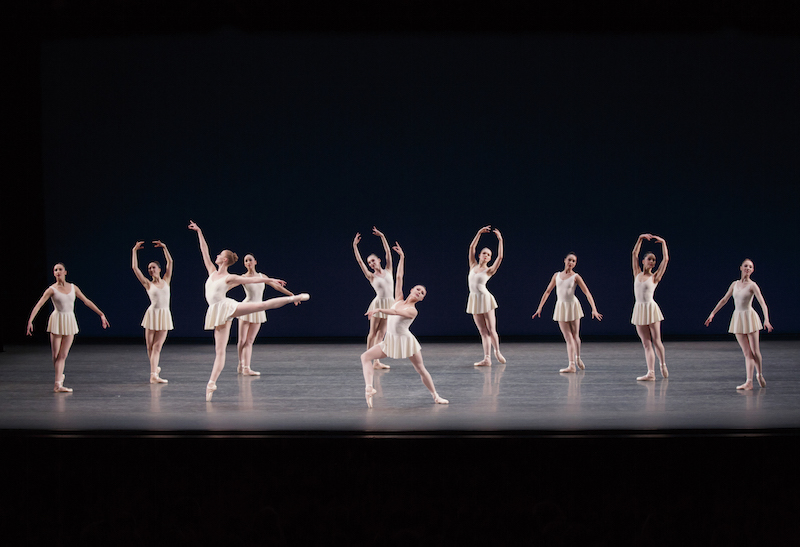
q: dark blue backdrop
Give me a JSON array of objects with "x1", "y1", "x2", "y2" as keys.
[{"x1": 38, "y1": 30, "x2": 799, "y2": 338}]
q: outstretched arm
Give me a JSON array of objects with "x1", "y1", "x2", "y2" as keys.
[
  {"x1": 74, "y1": 285, "x2": 110, "y2": 329},
  {"x1": 393, "y1": 242, "x2": 405, "y2": 301},
  {"x1": 576, "y1": 274, "x2": 603, "y2": 320},
  {"x1": 652, "y1": 235, "x2": 669, "y2": 283},
  {"x1": 532, "y1": 274, "x2": 557, "y2": 319},
  {"x1": 487, "y1": 228, "x2": 504, "y2": 275},
  {"x1": 26, "y1": 288, "x2": 54, "y2": 335},
  {"x1": 155, "y1": 240, "x2": 174, "y2": 284},
  {"x1": 631, "y1": 234, "x2": 649, "y2": 277},
  {"x1": 352, "y1": 233, "x2": 373, "y2": 280},
  {"x1": 367, "y1": 304, "x2": 417, "y2": 321},
  {"x1": 753, "y1": 282, "x2": 773, "y2": 332},
  {"x1": 704, "y1": 282, "x2": 735, "y2": 326},
  {"x1": 468, "y1": 226, "x2": 491, "y2": 269},
  {"x1": 188, "y1": 220, "x2": 215, "y2": 275},
  {"x1": 131, "y1": 241, "x2": 150, "y2": 288},
  {"x1": 374, "y1": 226, "x2": 393, "y2": 273}
]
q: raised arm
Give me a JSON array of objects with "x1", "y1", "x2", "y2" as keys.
[
  {"x1": 131, "y1": 241, "x2": 150, "y2": 288},
  {"x1": 631, "y1": 234, "x2": 649, "y2": 277},
  {"x1": 652, "y1": 235, "x2": 669, "y2": 283},
  {"x1": 487, "y1": 228, "x2": 504, "y2": 275},
  {"x1": 393, "y1": 241, "x2": 405, "y2": 301},
  {"x1": 188, "y1": 220, "x2": 215, "y2": 275},
  {"x1": 155, "y1": 240, "x2": 174, "y2": 284},
  {"x1": 26, "y1": 287, "x2": 54, "y2": 335},
  {"x1": 576, "y1": 274, "x2": 603, "y2": 320},
  {"x1": 352, "y1": 233, "x2": 373, "y2": 280},
  {"x1": 374, "y1": 226, "x2": 393, "y2": 273},
  {"x1": 532, "y1": 274, "x2": 557, "y2": 319},
  {"x1": 468, "y1": 226, "x2": 491, "y2": 269},
  {"x1": 752, "y1": 282, "x2": 773, "y2": 332},
  {"x1": 74, "y1": 285, "x2": 110, "y2": 329},
  {"x1": 704, "y1": 281, "x2": 735, "y2": 326}
]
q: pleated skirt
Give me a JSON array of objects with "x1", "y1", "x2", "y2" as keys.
[
  {"x1": 239, "y1": 310, "x2": 267, "y2": 324},
  {"x1": 631, "y1": 302, "x2": 664, "y2": 326},
  {"x1": 553, "y1": 300, "x2": 584, "y2": 322},
  {"x1": 47, "y1": 311, "x2": 79, "y2": 336},
  {"x1": 466, "y1": 293, "x2": 498, "y2": 315},
  {"x1": 379, "y1": 333, "x2": 421, "y2": 359},
  {"x1": 367, "y1": 297, "x2": 394, "y2": 320},
  {"x1": 204, "y1": 298, "x2": 239, "y2": 329},
  {"x1": 729, "y1": 309, "x2": 762, "y2": 334},
  {"x1": 141, "y1": 308, "x2": 174, "y2": 331}
]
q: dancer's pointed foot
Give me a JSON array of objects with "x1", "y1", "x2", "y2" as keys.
[
  {"x1": 433, "y1": 392, "x2": 449, "y2": 404},
  {"x1": 637, "y1": 371, "x2": 656, "y2": 381},
  {"x1": 293, "y1": 293, "x2": 310, "y2": 302},
  {"x1": 494, "y1": 349, "x2": 507, "y2": 364},
  {"x1": 660, "y1": 363, "x2": 669, "y2": 378},
  {"x1": 737, "y1": 380, "x2": 753, "y2": 390},
  {"x1": 559, "y1": 362, "x2": 577, "y2": 373},
  {"x1": 757, "y1": 373, "x2": 766, "y2": 388},
  {"x1": 474, "y1": 356, "x2": 491, "y2": 367},
  {"x1": 241, "y1": 366, "x2": 261, "y2": 376},
  {"x1": 150, "y1": 372, "x2": 168, "y2": 384},
  {"x1": 365, "y1": 385, "x2": 377, "y2": 408},
  {"x1": 206, "y1": 382, "x2": 217, "y2": 401},
  {"x1": 576, "y1": 357, "x2": 585, "y2": 370},
  {"x1": 373, "y1": 360, "x2": 390, "y2": 370},
  {"x1": 54, "y1": 374, "x2": 72, "y2": 393}
]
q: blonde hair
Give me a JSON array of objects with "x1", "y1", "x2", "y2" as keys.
[{"x1": 222, "y1": 250, "x2": 239, "y2": 266}]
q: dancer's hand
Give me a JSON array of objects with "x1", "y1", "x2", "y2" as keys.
[
  {"x1": 704, "y1": 314, "x2": 714, "y2": 326},
  {"x1": 133, "y1": 241, "x2": 144, "y2": 251},
  {"x1": 100, "y1": 315, "x2": 110, "y2": 329},
  {"x1": 26, "y1": 322, "x2": 34, "y2": 336},
  {"x1": 592, "y1": 311, "x2": 603, "y2": 321},
  {"x1": 639, "y1": 233, "x2": 652, "y2": 240},
  {"x1": 392, "y1": 242, "x2": 404, "y2": 257},
  {"x1": 188, "y1": 220, "x2": 200, "y2": 232},
  {"x1": 493, "y1": 228, "x2": 502, "y2": 239},
  {"x1": 478, "y1": 225, "x2": 491, "y2": 234},
  {"x1": 353, "y1": 233, "x2": 361, "y2": 245},
  {"x1": 372, "y1": 226, "x2": 385, "y2": 238},
  {"x1": 531, "y1": 310, "x2": 542, "y2": 319},
  {"x1": 153, "y1": 240, "x2": 166, "y2": 248},
  {"x1": 764, "y1": 320, "x2": 773, "y2": 333}
]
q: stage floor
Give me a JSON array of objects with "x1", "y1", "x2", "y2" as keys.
[{"x1": 2, "y1": 340, "x2": 798, "y2": 434}]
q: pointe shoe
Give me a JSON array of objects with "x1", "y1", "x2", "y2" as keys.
[
  {"x1": 576, "y1": 357, "x2": 585, "y2": 370},
  {"x1": 559, "y1": 362, "x2": 577, "y2": 373},
  {"x1": 54, "y1": 374, "x2": 73, "y2": 393},
  {"x1": 237, "y1": 362, "x2": 243, "y2": 374},
  {"x1": 150, "y1": 372, "x2": 168, "y2": 384},
  {"x1": 433, "y1": 392, "x2": 449, "y2": 404},
  {"x1": 757, "y1": 373, "x2": 766, "y2": 388},
  {"x1": 294, "y1": 293, "x2": 310, "y2": 302},
  {"x1": 373, "y1": 360, "x2": 390, "y2": 370},
  {"x1": 241, "y1": 365, "x2": 261, "y2": 376},
  {"x1": 660, "y1": 363, "x2": 669, "y2": 378},
  {"x1": 206, "y1": 382, "x2": 217, "y2": 401},
  {"x1": 474, "y1": 356, "x2": 492, "y2": 367},
  {"x1": 637, "y1": 371, "x2": 655, "y2": 381},
  {"x1": 737, "y1": 381, "x2": 753, "y2": 390},
  {"x1": 494, "y1": 349, "x2": 507, "y2": 364},
  {"x1": 365, "y1": 385, "x2": 376, "y2": 408}
]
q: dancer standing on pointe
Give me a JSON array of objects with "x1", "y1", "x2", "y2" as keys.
[
  {"x1": 532, "y1": 253, "x2": 603, "y2": 372},
  {"x1": 353, "y1": 227, "x2": 394, "y2": 370},
  {"x1": 704, "y1": 259, "x2": 773, "y2": 390},
  {"x1": 360, "y1": 241, "x2": 448, "y2": 408},
  {"x1": 236, "y1": 253, "x2": 299, "y2": 376},
  {"x1": 26, "y1": 262, "x2": 110, "y2": 392},
  {"x1": 132, "y1": 240, "x2": 174, "y2": 384},
  {"x1": 188, "y1": 220, "x2": 309, "y2": 401},
  {"x1": 631, "y1": 233, "x2": 669, "y2": 381},
  {"x1": 467, "y1": 226, "x2": 505, "y2": 366}
]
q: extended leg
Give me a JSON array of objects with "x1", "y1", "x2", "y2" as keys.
[
  {"x1": 557, "y1": 321, "x2": 577, "y2": 373},
  {"x1": 649, "y1": 321, "x2": 668, "y2": 378},
  {"x1": 368, "y1": 316, "x2": 389, "y2": 369},
  {"x1": 360, "y1": 345, "x2": 387, "y2": 407},
  {"x1": 483, "y1": 309, "x2": 505, "y2": 364},
  {"x1": 635, "y1": 325, "x2": 655, "y2": 381},
  {"x1": 50, "y1": 334, "x2": 75, "y2": 392},
  {"x1": 408, "y1": 352, "x2": 448, "y2": 404},
  {"x1": 472, "y1": 314, "x2": 492, "y2": 366},
  {"x1": 735, "y1": 333, "x2": 755, "y2": 390},
  {"x1": 148, "y1": 329, "x2": 169, "y2": 383}
]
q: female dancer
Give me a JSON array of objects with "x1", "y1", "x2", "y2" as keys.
[
  {"x1": 26, "y1": 262, "x2": 110, "y2": 392},
  {"x1": 532, "y1": 253, "x2": 603, "y2": 373},
  {"x1": 236, "y1": 253, "x2": 298, "y2": 376},
  {"x1": 704, "y1": 259, "x2": 773, "y2": 390},
  {"x1": 360, "y1": 242, "x2": 448, "y2": 408},
  {"x1": 188, "y1": 220, "x2": 309, "y2": 401},
  {"x1": 132, "y1": 240, "x2": 174, "y2": 383},
  {"x1": 631, "y1": 233, "x2": 669, "y2": 381},
  {"x1": 353, "y1": 227, "x2": 393, "y2": 370},
  {"x1": 467, "y1": 226, "x2": 505, "y2": 366}
]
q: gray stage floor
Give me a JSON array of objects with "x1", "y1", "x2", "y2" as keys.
[{"x1": 1, "y1": 340, "x2": 799, "y2": 433}]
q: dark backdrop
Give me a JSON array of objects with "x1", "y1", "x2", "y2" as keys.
[{"x1": 6, "y1": 1, "x2": 799, "y2": 342}]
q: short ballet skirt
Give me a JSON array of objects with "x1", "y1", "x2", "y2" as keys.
[
  {"x1": 631, "y1": 302, "x2": 664, "y2": 325},
  {"x1": 466, "y1": 293, "x2": 498, "y2": 314},
  {"x1": 729, "y1": 310, "x2": 762, "y2": 334},
  {"x1": 553, "y1": 301, "x2": 584, "y2": 322},
  {"x1": 239, "y1": 310, "x2": 267, "y2": 324},
  {"x1": 367, "y1": 297, "x2": 394, "y2": 319},
  {"x1": 47, "y1": 311, "x2": 79, "y2": 336},
  {"x1": 379, "y1": 334, "x2": 422, "y2": 359},
  {"x1": 141, "y1": 308, "x2": 174, "y2": 331},
  {"x1": 204, "y1": 298, "x2": 239, "y2": 329}
]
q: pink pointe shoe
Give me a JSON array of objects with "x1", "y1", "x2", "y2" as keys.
[
  {"x1": 54, "y1": 374, "x2": 73, "y2": 393},
  {"x1": 365, "y1": 385, "x2": 377, "y2": 408},
  {"x1": 206, "y1": 382, "x2": 217, "y2": 401},
  {"x1": 637, "y1": 371, "x2": 655, "y2": 381}
]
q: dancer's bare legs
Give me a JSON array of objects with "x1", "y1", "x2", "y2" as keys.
[
  {"x1": 635, "y1": 324, "x2": 656, "y2": 381},
  {"x1": 50, "y1": 333, "x2": 74, "y2": 392},
  {"x1": 408, "y1": 352, "x2": 448, "y2": 404},
  {"x1": 557, "y1": 320, "x2": 579, "y2": 373},
  {"x1": 360, "y1": 344, "x2": 386, "y2": 407},
  {"x1": 237, "y1": 320, "x2": 262, "y2": 376},
  {"x1": 735, "y1": 332, "x2": 764, "y2": 389},
  {"x1": 367, "y1": 315, "x2": 389, "y2": 369},
  {"x1": 649, "y1": 321, "x2": 668, "y2": 377},
  {"x1": 473, "y1": 310, "x2": 504, "y2": 366},
  {"x1": 145, "y1": 328, "x2": 169, "y2": 383}
]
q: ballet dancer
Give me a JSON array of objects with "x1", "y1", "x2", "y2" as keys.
[
  {"x1": 705, "y1": 259, "x2": 773, "y2": 390},
  {"x1": 532, "y1": 253, "x2": 603, "y2": 372},
  {"x1": 188, "y1": 220, "x2": 309, "y2": 401},
  {"x1": 26, "y1": 262, "x2": 110, "y2": 392},
  {"x1": 631, "y1": 233, "x2": 669, "y2": 381},
  {"x1": 352, "y1": 227, "x2": 394, "y2": 370},
  {"x1": 132, "y1": 240, "x2": 174, "y2": 383},
  {"x1": 236, "y1": 253, "x2": 299, "y2": 376},
  {"x1": 360, "y1": 241, "x2": 448, "y2": 408},
  {"x1": 467, "y1": 226, "x2": 505, "y2": 366}
]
